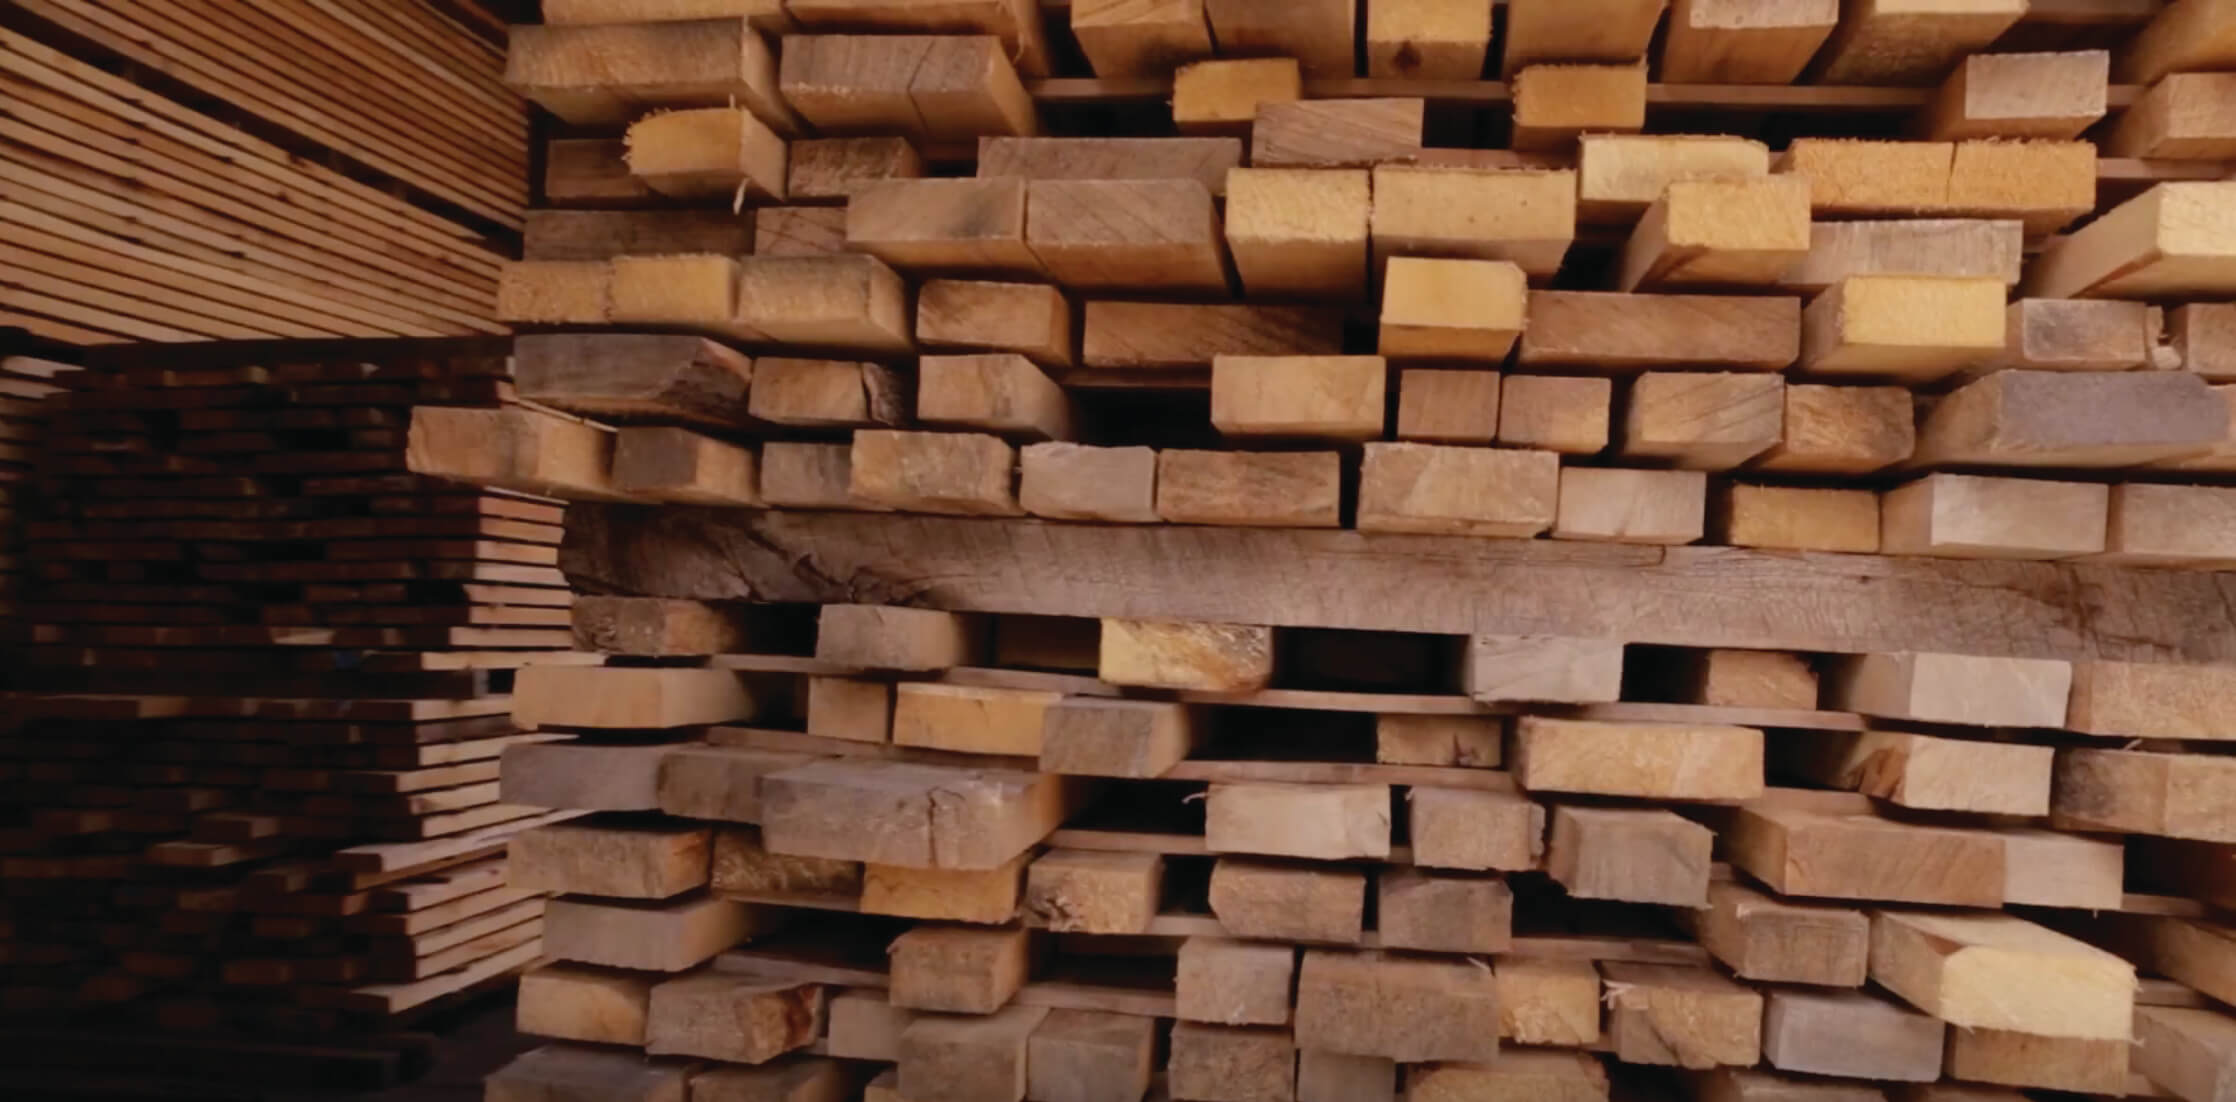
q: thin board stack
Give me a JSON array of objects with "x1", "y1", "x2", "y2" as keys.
[
  {"x1": 0, "y1": 355, "x2": 69, "y2": 624},
  {"x1": 435, "y1": 0, "x2": 2236, "y2": 1099},
  {"x1": 0, "y1": 1, "x2": 522, "y2": 344},
  {"x1": 0, "y1": 342, "x2": 575, "y2": 1077}
]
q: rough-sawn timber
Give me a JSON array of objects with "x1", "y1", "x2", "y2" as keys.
[{"x1": 561, "y1": 507, "x2": 2236, "y2": 665}]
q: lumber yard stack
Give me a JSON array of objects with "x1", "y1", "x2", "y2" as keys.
[
  {"x1": 0, "y1": 1, "x2": 524, "y2": 345},
  {"x1": 427, "y1": 0, "x2": 2236, "y2": 1098},
  {"x1": 0, "y1": 354, "x2": 70, "y2": 627},
  {"x1": 0, "y1": 341, "x2": 577, "y2": 1087}
]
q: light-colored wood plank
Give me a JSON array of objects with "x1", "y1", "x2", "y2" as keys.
[
  {"x1": 1499, "y1": 375, "x2": 1612, "y2": 453},
  {"x1": 1357, "y1": 444, "x2": 1561, "y2": 537},
  {"x1": 1020, "y1": 444, "x2": 1160, "y2": 524},
  {"x1": 2028, "y1": 181, "x2": 2236, "y2": 299},
  {"x1": 1409, "y1": 787, "x2": 1544, "y2": 872},
  {"x1": 1552, "y1": 467, "x2": 1707, "y2": 545},
  {"x1": 846, "y1": 176, "x2": 1036, "y2": 276},
  {"x1": 1800, "y1": 276, "x2": 2005, "y2": 382},
  {"x1": 1396, "y1": 369, "x2": 1502, "y2": 444},
  {"x1": 1155, "y1": 449, "x2": 1342, "y2": 527},
  {"x1": 1100, "y1": 619, "x2": 1273, "y2": 692},
  {"x1": 1620, "y1": 175, "x2": 1811, "y2": 291},
  {"x1": 1601, "y1": 962, "x2": 1762, "y2": 1069},
  {"x1": 1211, "y1": 355, "x2": 1386, "y2": 441},
  {"x1": 1514, "y1": 716, "x2": 1763, "y2": 800},
  {"x1": 1202, "y1": 0, "x2": 1355, "y2": 75},
  {"x1": 1914, "y1": 370, "x2": 2224, "y2": 468},
  {"x1": 1811, "y1": 0, "x2": 2024, "y2": 84},
  {"x1": 1511, "y1": 64, "x2": 1646, "y2": 151},
  {"x1": 1296, "y1": 949, "x2": 1500, "y2": 1062},
  {"x1": 514, "y1": 665, "x2": 754, "y2": 730},
  {"x1": 1827, "y1": 651, "x2": 2071, "y2": 727},
  {"x1": 1724, "y1": 806, "x2": 2003, "y2": 906},
  {"x1": 2054, "y1": 747, "x2": 2236, "y2": 842},
  {"x1": 1380, "y1": 258, "x2": 1526, "y2": 362},
  {"x1": 1370, "y1": 166, "x2": 1577, "y2": 278},
  {"x1": 1367, "y1": 0, "x2": 1494, "y2": 78},
  {"x1": 1880, "y1": 473, "x2": 2108, "y2": 560},
  {"x1": 918, "y1": 354, "x2": 1073, "y2": 442},
  {"x1": 1870, "y1": 910, "x2": 2134, "y2": 1039},
  {"x1": 1523, "y1": 291, "x2": 1799, "y2": 370},
  {"x1": 1024, "y1": 178, "x2": 1228, "y2": 293},
  {"x1": 1225, "y1": 168, "x2": 1371, "y2": 299},
  {"x1": 1763, "y1": 989, "x2": 1942, "y2": 1081},
  {"x1": 1782, "y1": 218, "x2": 2023, "y2": 293},
  {"x1": 1695, "y1": 881, "x2": 1869, "y2": 986},
  {"x1": 1780, "y1": 730, "x2": 2052, "y2": 815},
  {"x1": 1171, "y1": 57, "x2": 1301, "y2": 135},
  {"x1": 1621, "y1": 372, "x2": 1784, "y2": 469},
  {"x1": 849, "y1": 429, "x2": 1021, "y2": 516},
  {"x1": 2099, "y1": 483, "x2": 2236, "y2": 568},
  {"x1": 1547, "y1": 805, "x2": 1711, "y2": 906},
  {"x1": 1577, "y1": 134, "x2": 1770, "y2": 222},
  {"x1": 1659, "y1": 0, "x2": 1836, "y2": 83},
  {"x1": 1918, "y1": 50, "x2": 2108, "y2": 140},
  {"x1": 1209, "y1": 856, "x2": 1366, "y2": 943},
  {"x1": 1206, "y1": 782, "x2": 1391, "y2": 860},
  {"x1": 1252, "y1": 98, "x2": 1425, "y2": 167},
  {"x1": 1070, "y1": 0, "x2": 1213, "y2": 76},
  {"x1": 1502, "y1": 0, "x2": 1669, "y2": 71},
  {"x1": 611, "y1": 427, "x2": 761, "y2": 506}
]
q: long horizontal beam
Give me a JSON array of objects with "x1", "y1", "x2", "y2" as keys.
[{"x1": 561, "y1": 507, "x2": 2236, "y2": 666}]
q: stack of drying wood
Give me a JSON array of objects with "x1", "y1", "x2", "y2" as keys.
[
  {"x1": 0, "y1": 343, "x2": 573, "y2": 1063},
  {"x1": 0, "y1": 355, "x2": 66, "y2": 624},
  {"x1": 0, "y1": 1, "x2": 520, "y2": 345},
  {"x1": 436, "y1": 0, "x2": 2236, "y2": 1099}
]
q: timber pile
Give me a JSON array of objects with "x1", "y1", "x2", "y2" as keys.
[
  {"x1": 0, "y1": 343, "x2": 572, "y2": 1070},
  {"x1": 0, "y1": 3, "x2": 520, "y2": 345},
  {"x1": 0, "y1": 355, "x2": 68, "y2": 625},
  {"x1": 429, "y1": 0, "x2": 2236, "y2": 1099}
]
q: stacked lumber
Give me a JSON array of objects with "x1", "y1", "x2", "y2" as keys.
[
  {"x1": 440, "y1": 1, "x2": 2236, "y2": 1099},
  {"x1": 0, "y1": 355, "x2": 68, "y2": 623},
  {"x1": 0, "y1": 343, "x2": 571, "y2": 1066},
  {"x1": 0, "y1": 3, "x2": 519, "y2": 345}
]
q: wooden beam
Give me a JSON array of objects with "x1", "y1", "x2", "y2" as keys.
[
  {"x1": 1082, "y1": 302, "x2": 1343, "y2": 368},
  {"x1": 524, "y1": 210, "x2": 756, "y2": 261},
  {"x1": 2101, "y1": 483, "x2": 2236, "y2": 568},
  {"x1": 1225, "y1": 168, "x2": 1372, "y2": 299},
  {"x1": 890, "y1": 923, "x2": 1030, "y2": 1012},
  {"x1": 1753, "y1": 383, "x2": 1912, "y2": 474},
  {"x1": 846, "y1": 177, "x2": 1037, "y2": 277},
  {"x1": 1209, "y1": 857, "x2": 1367, "y2": 943},
  {"x1": 760, "y1": 442, "x2": 888, "y2": 510},
  {"x1": 1659, "y1": 0, "x2": 1836, "y2": 83},
  {"x1": 1811, "y1": 0, "x2": 2024, "y2": 84},
  {"x1": 1622, "y1": 372, "x2": 1784, "y2": 469},
  {"x1": 1601, "y1": 962, "x2": 1762, "y2": 1069},
  {"x1": 1357, "y1": 444, "x2": 1560, "y2": 537},
  {"x1": 1251, "y1": 98, "x2": 1425, "y2": 167},
  {"x1": 2133, "y1": 1006, "x2": 2236, "y2": 1102},
  {"x1": 1778, "y1": 730, "x2": 2053, "y2": 815},
  {"x1": 1295, "y1": 949, "x2": 1500, "y2": 1062},
  {"x1": 755, "y1": 205, "x2": 848, "y2": 255},
  {"x1": 1025, "y1": 849, "x2": 1161, "y2": 933},
  {"x1": 1367, "y1": 0, "x2": 1494, "y2": 77},
  {"x1": 1511, "y1": 63, "x2": 1646, "y2": 151},
  {"x1": 559, "y1": 508, "x2": 2236, "y2": 664},
  {"x1": 894, "y1": 682, "x2": 1060, "y2": 757},
  {"x1": 501, "y1": 740, "x2": 668, "y2": 811},
  {"x1": 1800, "y1": 276, "x2": 2006, "y2": 382},
  {"x1": 623, "y1": 107, "x2": 786, "y2": 200},
  {"x1": 545, "y1": 894, "x2": 764, "y2": 973},
  {"x1": 486, "y1": 1046, "x2": 687, "y2": 1102},
  {"x1": 2068, "y1": 659, "x2": 2236, "y2": 739},
  {"x1": 1500, "y1": 375, "x2": 1612, "y2": 453},
  {"x1": 1201, "y1": 0, "x2": 1355, "y2": 76},
  {"x1": 1019, "y1": 444, "x2": 1160, "y2": 524},
  {"x1": 978, "y1": 136, "x2": 1244, "y2": 195},
  {"x1": 1826, "y1": 651, "x2": 2072, "y2": 727},
  {"x1": 1547, "y1": 805, "x2": 1712, "y2": 906},
  {"x1": 1880, "y1": 473, "x2": 2109, "y2": 560},
  {"x1": 509, "y1": 819, "x2": 711, "y2": 899},
  {"x1": 2109, "y1": 73, "x2": 2236, "y2": 158},
  {"x1": 1395, "y1": 369, "x2": 1502, "y2": 444},
  {"x1": 710, "y1": 825, "x2": 861, "y2": 896},
  {"x1": 1514, "y1": 716, "x2": 1762, "y2": 800},
  {"x1": 1299, "y1": 1050, "x2": 1395, "y2": 1102},
  {"x1": 2116, "y1": 0, "x2": 2236, "y2": 83},
  {"x1": 2054, "y1": 747, "x2": 2236, "y2": 841},
  {"x1": 1496, "y1": 960, "x2": 1600, "y2": 1046},
  {"x1": 1408, "y1": 787, "x2": 1544, "y2": 872},
  {"x1": 1206, "y1": 782, "x2": 1390, "y2": 859},
  {"x1": 1996, "y1": 298, "x2": 2154, "y2": 372},
  {"x1": 1168, "y1": 1024, "x2": 1296, "y2": 1102},
  {"x1": 1914, "y1": 370, "x2": 2225, "y2": 468},
  {"x1": 1211, "y1": 356, "x2": 1386, "y2": 441},
  {"x1": 1380, "y1": 258, "x2": 1526, "y2": 362},
  {"x1": 1870, "y1": 910, "x2": 2133, "y2": 1039},
  {"x1": 1724, "y1": 805, "x2": 2004, "y2": 906},
  {"x1": 1577, "y1": 134, "x2": 1770, "y2": 222},
  {"x1": 1619, "y1": 176, "x2": 1812, "y2": 291},
  {"x1": 1919, "y1": 51, "x2": 2108, "y2": 140},
  {"x1": 515, "y1": 665, "x2": 756, "y2": 729},
  {"x1": 1024, "y1": 178, "x2": 1229, "y2": 293},
  {"x1": 747, "y1": 358, "x2": 906, "y2": 429},
  {"x1": 866, "y1": 856, "x2": 1026, "y2": 924},
  {"x1": 849, "y1": 429, "x2": 1021, "y2": 516},
  {"x1": 779, "y1": 34, "x2": 1034, "y2": 139},
  {"x1": 1695, "y1": 880, "x2": 1869, "y2": 986},
  {"x1": 785, "y1": 0, "x2": 1049, "y2": 76},
  {"x1": 611, "y1": 427, "x2": 761, "y2": 506},
  {"x1": 2028, "y1": 182, "x2": 2236, "y2": 299},
  {"x1": 899, "y1": 1004, "x2": 1049, "y2": 1102},
  {"x1": 515, "y1": 334, "x2": 754, "y2": 430},
  {"x1": 1069, "y1": 0, "x2": 1213, "y2": 76},
  {"x1": 1501, "y1": 0, "x2": 1669, "y2": 71},
  {"x1": 1715, "y1": 484, "x2": 1880, "y2": 553},
  {"x1": 1178, "y1": 935, "x2": 1295, "y2": 1024},
  {"x1": 496, "y1": 260, "x2": 611, "y2": 325},
  {"x1": 758, "y1": 758, "x2": 1072, "y2": 869},
  {"x1": 507, "y1": 19, "x2": 796, "y2": 130},
  {"x1": 1378, "y1": 868, "x2": 1512, "y2": 953},
  {"x1": 1521, "y1": 291, "x2": 1799, "y2": 370},
  {"x1": 407, "y1": 405, "x2": 617, "y2": 501},
  {"x1": 918, "y1": 354, "x2": 1073, "y2": 441},
  {"x1": 518, "y1": 964, "x2": 651, "y2": 1045},
  {"x1": 734, "y1": 255, "x2": 912, "y2": 355},
  {"x1": 1028, "y1": 1010, "x2": 1159, "y2": 1102},
  {"x1": 788, "y1": 136, "x2": 923, "y2": 201},
  {"x1": 1155, "y1": 450, "x2": 1342, "y2": 527},
  {"x1": 1782, "y1": 218, "x2": 2023, "y2": 294},
  {"x1": 657, "y1": 747, "x2": 819, "y2": 823},
  {"x1": 1946, "y1": 1027, "x2": 2129, "y2": 1094},
  {"x1": 1369, "y1": 167, "x2": 1576, "y2": 278},
  {"x1": 1552, "y1": 467, "x2": 1707, "y2": 544},
  {"x1": 1171, "y1": 58, "x2": 1302, "y2": 135},
  {"x1": 1762, "y1": 989, "x2": 1942, "y2": 1081}
]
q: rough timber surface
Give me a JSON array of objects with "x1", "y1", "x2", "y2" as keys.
[{"x1": 561, "y1": 507, "x2": 2236, "y2": 664}]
